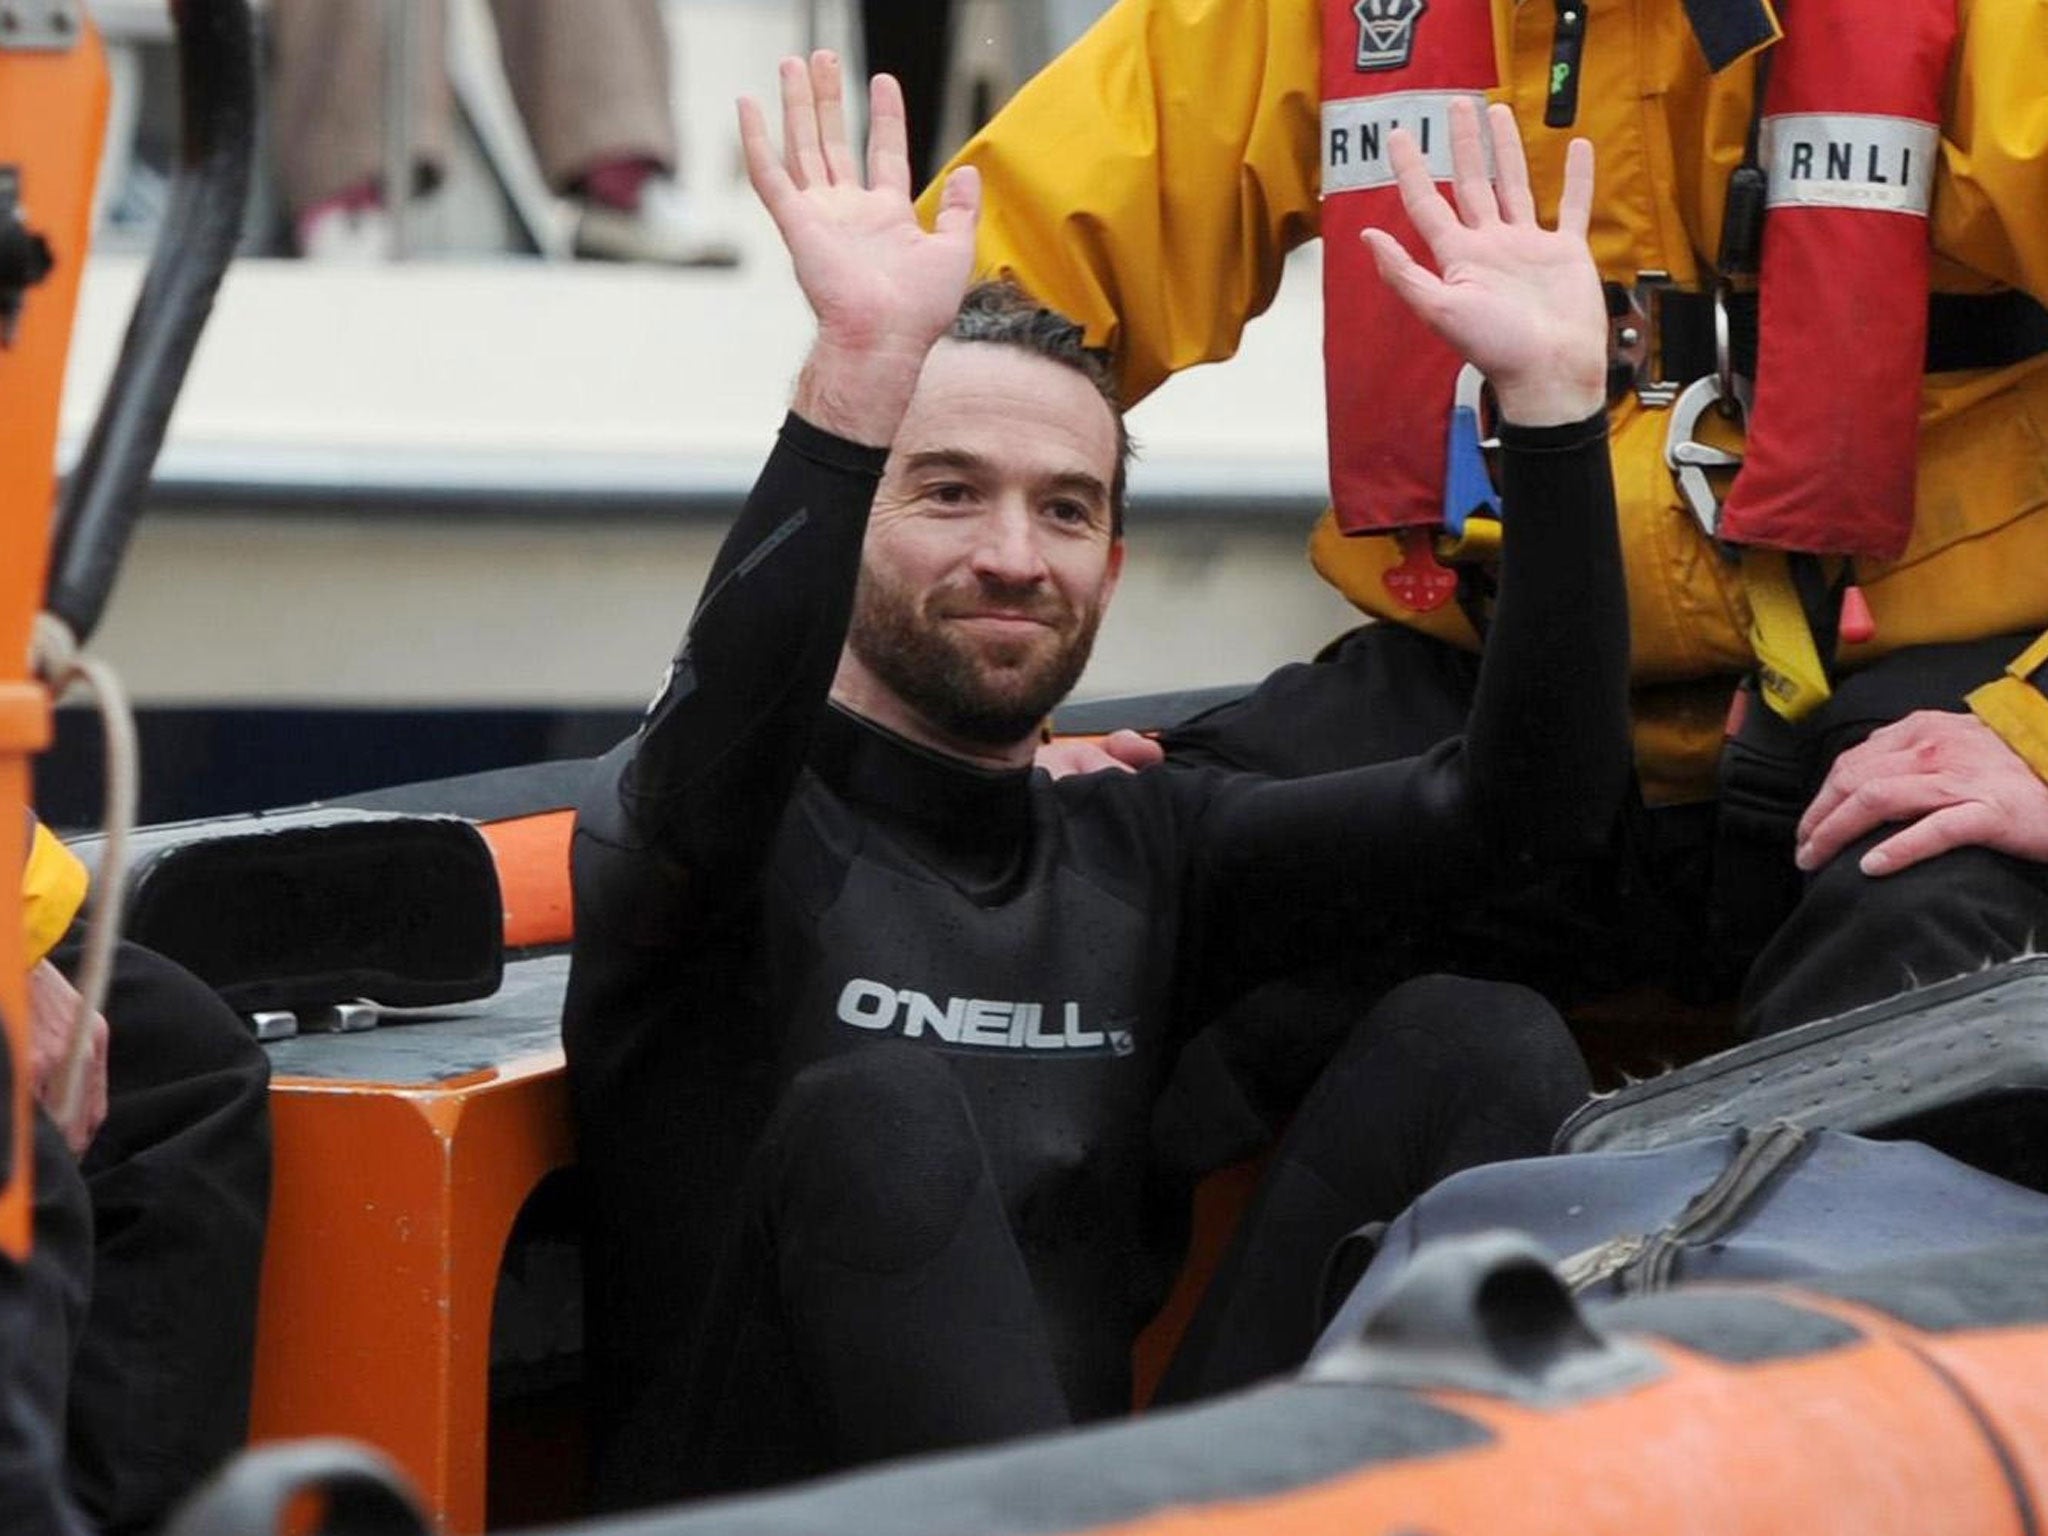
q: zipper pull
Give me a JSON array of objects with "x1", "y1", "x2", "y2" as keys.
[{"x1": 1544, "y1": 1, "x2": 1587, "y2": 128}]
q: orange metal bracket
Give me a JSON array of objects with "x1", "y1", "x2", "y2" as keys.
[
  {"x1": 0, "y1": 688, "x2": 50, "y2": 1256},
  {"x1": 251, "y1": 1053, "x2": 574, "y2": 1534},
  {"x1": 0, "y1": 14, "x2": 109, "y2": 1259}
]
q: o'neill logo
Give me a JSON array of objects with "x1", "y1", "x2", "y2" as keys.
[
  {"x1": 1355, "y1": 0, "x2": 1426, "y2": 72},
  {"x1": 836, "y1": 978, "x2": 1135, "y2": 1057}
]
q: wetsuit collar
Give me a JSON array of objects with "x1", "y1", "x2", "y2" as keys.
[{"x1": 811, "y1": 704, "x2": 1035, "y2": 898}]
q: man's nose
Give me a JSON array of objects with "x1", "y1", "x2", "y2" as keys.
[{"x1": 968, "y1": 502, "x2": 1050, "y2": 587}]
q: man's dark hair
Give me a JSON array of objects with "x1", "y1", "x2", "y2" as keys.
[{"x1": 948, "y1": 281, "x2": 1132, "y2": 535}]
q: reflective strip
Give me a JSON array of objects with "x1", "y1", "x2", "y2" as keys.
[
  {"x1": 1321, "y1": 90, "x2": 1490, "y2": 195},
  {"x1": 1761, "y1": 113, "x2": 1939, "y2": 215}
]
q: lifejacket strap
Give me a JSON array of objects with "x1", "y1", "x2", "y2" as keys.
[
  {"x1": 1654, "y1": 288, "x2": 2048, "y2": 384},
  {"x1": 1965, "y1": 634, "x2": 2048, "y2": 782},
  {"x1": 1742, "y1": 551, "x2": 1832, "y2": 723}
]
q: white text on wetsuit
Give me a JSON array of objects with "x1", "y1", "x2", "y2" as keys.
[{"x1": 835, "y1": 978, "x2": 1133, "y2": 1056}]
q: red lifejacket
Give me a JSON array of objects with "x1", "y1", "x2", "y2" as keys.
[
  {"x1": 1717, "y1": 0, "x2": 1955, "y2": 561},
  {"x1": 1318, "y1": 0, "x2": 1497, "y2": 540},
  {"x1": 1317, "y1": 0, "x2": 1958, "y2": 579}
]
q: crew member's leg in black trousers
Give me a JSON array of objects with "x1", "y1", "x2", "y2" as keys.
[
  {"x1": 54, "y1": 939, "x2": 271, "y2": 1536},
  {"x1": 1155, "y1": 975, "x2": 1591, "y2": 1403},
  {"x1": 597, "y1": 1042, "x2": 1068, "y2": 1508},
  {"x1": 1736, "y1": 639, "x2": 2048, "y2": 1036},
  {"x1": 1742, "y1": 832, "x2": 2048, "y2": 1036}
]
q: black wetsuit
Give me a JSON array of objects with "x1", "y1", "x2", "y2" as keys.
[{"x1": 564, "y1": 409, "x2": 1625, "y2": 1506}]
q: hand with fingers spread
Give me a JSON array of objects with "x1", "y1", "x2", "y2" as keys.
[
  {"x1": 1794, "y1": 710, "x2": 2048, "y2": 878},
  {"x1": 739, "y1": 52, "x2": 981, "y2": 446},
  {"x1": 1364, "y1": 100, "x2": 1605, "y2": 428}
]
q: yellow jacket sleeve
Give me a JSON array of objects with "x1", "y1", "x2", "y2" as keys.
[
  {"x1": 1947, "y1": 0, "x2": 2048, "y2": 780},
  {"x1": 23, "y1": 820, "x2": 86, "y2": 970},
  {"x1": 1940, "y1": 0, "x2": 2048, "y2": 300},
  {"x1": 918, "y1": 0, "x2": 1323, "y2": 406},
  {"x1": 1967, "y1": 634, "x2": 2048, "y2": 781}
]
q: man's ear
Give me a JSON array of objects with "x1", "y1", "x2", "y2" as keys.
[{"x1": 1102, "y1": 538, "x2": 1126, "y2": 604}]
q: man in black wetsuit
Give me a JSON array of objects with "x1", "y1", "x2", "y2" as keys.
[{"x1": 564, "y1": 57, "x2": 1626, "y2": 1507}]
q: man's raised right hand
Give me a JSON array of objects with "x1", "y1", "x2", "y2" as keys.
[{"x1": 739, "y1": 54, "x2": 981, "y2": 446}]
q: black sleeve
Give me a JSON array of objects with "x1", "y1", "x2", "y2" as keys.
[
  {"x1": 581, "y1": 413, "x2": 888, "y2": 917},
  {"x1": 1183, "y1": 411, "x2": 1629, "y2": 979}
]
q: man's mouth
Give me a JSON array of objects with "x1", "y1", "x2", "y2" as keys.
[{"x1": 943, "y1": 609, "x2": 1060, "y2": 635}]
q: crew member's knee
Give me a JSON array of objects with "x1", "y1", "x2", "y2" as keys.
[
  {"x1": 1361, "y1": 973, "x2": 1573, "y2": 1055},
  {"x1": 763, "y1": 1044, "x2": 988, "y2": 1273},
  {"x1": 1351, "y1": 974, "x2": 1590, "y2": 1111},
  {"x1": 1745, "y1": 836, "x2": 2048, "y2": 1035},
  {"x1": 1804, "y1": 836, "x2": 2043, "y2": 955}
]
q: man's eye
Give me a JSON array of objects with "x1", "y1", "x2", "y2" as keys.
[
  {"x1": 928, "y1": 483, "x2": 975, "y2": 506},
  {"x1": 1046, "y1": 500, "x2": 1093, "y2": 527}
]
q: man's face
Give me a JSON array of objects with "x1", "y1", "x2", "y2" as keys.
[{"x1": 843, "y1": 340, "x2": 1123, "y2": 751}]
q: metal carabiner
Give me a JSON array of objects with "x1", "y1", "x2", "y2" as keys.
[
  {"x1": 1713, "y1": 282, "x2": 1736, "y2": 410},
  {"x1": 1663, "y1": 372, "x2": 1753, "y2": 538}
]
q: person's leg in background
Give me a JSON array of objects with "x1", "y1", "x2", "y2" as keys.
[
  {"x1": 268, "y1": 0, "x2": 455, "y2": 258},
  {"x1": 859, "y1": 0, "x2": 955, "y2": 186},
  {"x1": 491, "y1": 0, "x2": 738, "y2": 266}
]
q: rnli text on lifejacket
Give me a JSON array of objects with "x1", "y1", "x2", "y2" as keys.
[
  {"x1": 1761, "y1": 113, "x2": 1939, "y2": 216},
  {"x1": 1320, "y1": 91, "x2": 1490, "y2": 195}
]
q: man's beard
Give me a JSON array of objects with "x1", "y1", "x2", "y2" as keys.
[{"x1": 847, "y1": 566, "x2": 1103, "y2": 747}]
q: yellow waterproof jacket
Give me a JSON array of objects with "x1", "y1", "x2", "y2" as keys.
[
  {"x1": 923, "y1": 0, "x2": 2048, "y2": 803},
  {"x1": 23, "y1": 819, "x2": 85, "y2": 969}
]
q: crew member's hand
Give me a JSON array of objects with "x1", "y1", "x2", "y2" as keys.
[
  {"x1": 28, "y1": 959, "x2": 108, "y2": 1156},
  {"x1": 1795, "y1": 710, "x2": 2048, "y2": 877},
  {"x1": 1036, "y1": 730, "x2": 1164, "y2": 779},
  {"x1": 1363, "y1": 100, "x2": 1605, "y2": 427},
  {"x1": 739, "y1": 53, "x2": 980, "y2": 445}
]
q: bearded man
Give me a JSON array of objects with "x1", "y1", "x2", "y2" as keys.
[{"x1": 564, "y1": 55, "x2": 1626, "y2": 1509}]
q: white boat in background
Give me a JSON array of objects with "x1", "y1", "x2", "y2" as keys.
[{"x1": 50, "y1": 0, "x2": 1350, "y2": 821}]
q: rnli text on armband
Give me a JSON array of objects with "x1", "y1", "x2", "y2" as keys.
[
  {"x1": 1760, "y1": 113, "x2": 1939, "y2": 216},
  {"x1": 835, "y1": 977, "x2": 1136, "y2": 1057},
  {"x1": 1321, "y1": 91, "x2": 1491, "y2": 196}
]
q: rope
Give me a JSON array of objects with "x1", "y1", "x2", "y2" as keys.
[{"x1": 30, "y1": 612, "x2": 138, "y2": 1135}]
